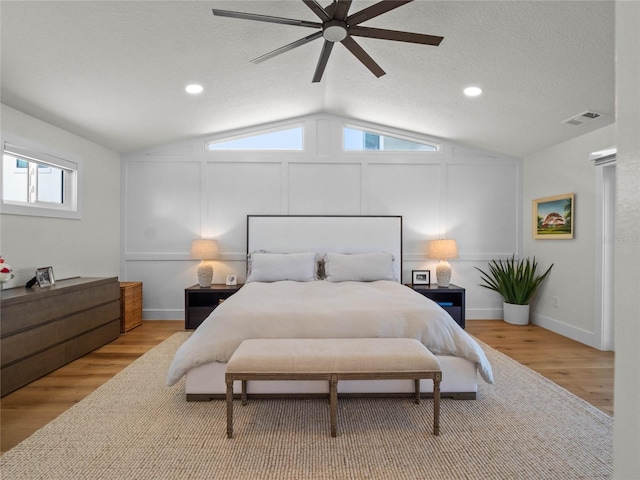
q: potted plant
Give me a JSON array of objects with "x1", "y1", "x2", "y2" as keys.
[{"x1": 475, "y1": 255, "x2": 553, "y2": 325}]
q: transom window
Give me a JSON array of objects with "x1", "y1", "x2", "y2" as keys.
[
  {"x1": 207, "y1": 126, "x2": 303, "y2": 151},
  {"x1": 4, "y1": 156, "x2": 64, "y2": 204},
  {"x1": 2, "y1": 141, "x2": 81, "y2": 219},
  {"x1": 344, "y1": 127, "x2": 439, "y2": 152}
]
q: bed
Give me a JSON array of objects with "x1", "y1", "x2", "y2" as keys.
[{"x1": 168, "y1": 215, "x2": 493, "y2": 400}]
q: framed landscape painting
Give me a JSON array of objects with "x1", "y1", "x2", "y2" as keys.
[{"x1": 533, "y1": 193, "x2": 574, "y2": 239}]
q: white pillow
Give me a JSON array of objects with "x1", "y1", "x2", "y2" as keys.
[
  {"x1": 246, "y1": 252, "x2": 316, "y2": 283},
  {"x1": 324, "y1": 252, "x2": 396, "y2": 282}
]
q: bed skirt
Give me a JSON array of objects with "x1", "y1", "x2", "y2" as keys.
[{"x1": 184, "y1": 355, "x2": 477, "y2": 400}]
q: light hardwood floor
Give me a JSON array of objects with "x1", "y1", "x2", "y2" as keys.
[
  {"x1": 466, "y1": 320, "x2": 614, "y2": 416},
  {"x1": 0, "y1": 319, "x2": 614, "y2": 454}
]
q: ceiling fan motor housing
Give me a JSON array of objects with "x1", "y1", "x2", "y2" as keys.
[{"x1": 323, "y1": 20, "x2": 348, "y2": 42}]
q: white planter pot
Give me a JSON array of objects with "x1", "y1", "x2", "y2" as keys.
[{"x1": 503, "y1": 302, "x2": 530, "y2": 325}]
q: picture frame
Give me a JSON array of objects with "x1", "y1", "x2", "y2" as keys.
[
  {"x1": 533, "y1": 193, "x2": 574, "y2": 239},
  {"x1": 36, "y1": 266, "x2": 55, "y2": 287},
  {"x1": 412, "y1": 270, "x2": 431, "y2": 286},
  {"x1": 225, "y1": 274, "x2": 237, "y2": 286}
]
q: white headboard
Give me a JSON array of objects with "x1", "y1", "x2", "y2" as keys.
[{"x1": 247, "y1": 215, "x2": 403, "y2": 281}]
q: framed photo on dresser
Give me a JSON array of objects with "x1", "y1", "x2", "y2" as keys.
[{"x1": 36, "y1": 266, "x2": 55, "y2": 287}]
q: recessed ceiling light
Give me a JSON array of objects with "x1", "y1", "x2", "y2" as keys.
[
  {"x1": 185, "y1": 84, "x2": 204, "y2": 95},
  {"x1": 464, "y1": 86, "x2": 482, "y2": 97}
]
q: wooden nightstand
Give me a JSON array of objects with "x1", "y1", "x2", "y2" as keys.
[
  {"x1": 184, "y1": 284, "x2": 242, "y2": 330},
  {"x1": 120, "y1": 282, "x2": 143, "y2": 332},
  {"x1": 409, "y1": 283, "x2": 466, "y2": 329}
]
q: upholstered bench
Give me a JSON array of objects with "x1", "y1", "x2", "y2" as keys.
[{"x1": 225, "y1": 338, "x2": 442, "y2": 438}]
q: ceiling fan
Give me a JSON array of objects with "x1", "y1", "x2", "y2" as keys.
[{"x1": 212, "y1": 0, "x2": 443, "y2": 83}]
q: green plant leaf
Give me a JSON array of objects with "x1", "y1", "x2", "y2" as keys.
[{"x1": 475, "y1": 255, "x2": 553, "y2": 304}]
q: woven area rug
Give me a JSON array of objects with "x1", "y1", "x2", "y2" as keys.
[{"x1": 1, "y1": 332, "x2": 612, "y2": 479}]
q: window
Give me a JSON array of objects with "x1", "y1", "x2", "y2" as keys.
[
  {"x1": 344, "y1": 127, "x2": 439, "y2": 152},
  {"x1": 2, "y1": 141, "x2": 81, "y2": 219},
  {"x1": 207, "y1": 126, "x2": 303, "y2": 150}
]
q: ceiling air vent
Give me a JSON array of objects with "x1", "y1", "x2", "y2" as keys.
[{"x1": 562, "y1": 111, "x2": 603, "y2": 126}]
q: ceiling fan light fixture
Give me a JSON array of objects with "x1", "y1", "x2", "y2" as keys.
[
  {"x1": 464, "y1": 86, "x2": 483, "y2": 97},
  {"x1": 323, "y1": 20, "x2": 347, "y2": 43},
  {"x1": 185, "y1": 84, "x2": 204, "y2": 95}
]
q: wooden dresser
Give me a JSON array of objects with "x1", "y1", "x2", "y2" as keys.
[{"x1": 0, "y1": 277, "x2": 121, "y2": 396}]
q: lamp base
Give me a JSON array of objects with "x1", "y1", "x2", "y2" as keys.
[
  {"x1": 197, "y1": 263, "x2": 213, "y2": 287},
  {"x1": 435, "y1": 260, "x2": 452, "y2": 287}
]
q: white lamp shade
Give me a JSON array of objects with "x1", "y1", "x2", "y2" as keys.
[
  {"x1": 427, "y1": 239, "x2": 459, "y2": 260},
  {"x1": 190, "y1": 239, "x2": 220, "y2": 260}
]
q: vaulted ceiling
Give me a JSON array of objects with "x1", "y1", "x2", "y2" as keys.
[{"x1": 0, "y1": 1, "x2": 615, "y2": 157}]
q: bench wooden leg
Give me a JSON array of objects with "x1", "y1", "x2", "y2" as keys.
[
  {"x1": 414, "y1": 379, "x2": 420, "y2": 404},
  {"x1": 241, "y1": 380, "x2": 248, "y2": 405},
  {"x1": 433, "y1": 373, "x2": 441, "y2": 436},
  {"x1": 226, "y1": 375, "x2": 234, "y2": 439},
  {"x1": 329, "y1": 374, "x2": 338, "y2": 437}
]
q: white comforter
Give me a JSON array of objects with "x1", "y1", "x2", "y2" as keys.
[{"x1": 166, "y1": 280, "x2": 494, "y2": 386}]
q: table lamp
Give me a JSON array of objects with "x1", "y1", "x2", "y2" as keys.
[
  {"x1": 190, "y1": 239, "x2": 220, "y2": 287},
  {"x1": 427, "y1": 239, "x2": 458, "y2": 287}
]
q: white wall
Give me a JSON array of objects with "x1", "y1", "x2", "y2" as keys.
[
  {"x1": 0, "y1": 104, "x2": 121, "y2": 285},
  {"x1": 523, "y1": 124, "x2": 616, "y2": 346},
  {"x1": 613, "y1": 0, "x2": 640, "y2": 476},
  {"x1": 122, "y1": 114, "x2": 522, "y2": 320}
]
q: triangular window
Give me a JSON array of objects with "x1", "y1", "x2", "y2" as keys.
[
  {"x1": 344, "y1": 127, "x2": 438, "y2": 152},
  {"x1": 207, "y1": 126, "x2": 303, "y2": 151}
]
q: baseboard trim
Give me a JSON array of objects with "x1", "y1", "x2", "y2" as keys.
[
  {"x1": 531, "y1": 312, "x2": 597, "y2": 349},
  {"x1": 466, "y1": 308, "x2": 503, "y2": 320}
]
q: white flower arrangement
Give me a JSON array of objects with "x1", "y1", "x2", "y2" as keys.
[{"x1": 0, "y1": 256, "x2": 15, "y2": 284}]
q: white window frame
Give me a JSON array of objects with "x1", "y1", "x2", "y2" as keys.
[
  {"x1": 206, "y1": 124, "x2": 304, "y2": 151},
  {"x1": 343, "y1": 124, "x2": 440, "y2": 152},
  {"x1": 1, "y1": 135, "x2": 83, "y2": 219}
]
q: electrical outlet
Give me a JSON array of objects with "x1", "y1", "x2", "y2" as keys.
[{"x1": 553, "y1": 296, "x2": 559, "y2": 308}]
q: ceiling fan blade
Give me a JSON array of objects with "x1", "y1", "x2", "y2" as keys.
[
  {"x1": 347, "y1": 0, "x2": 413, "y2": 26},
  {"x1": 324, "y1": 2, "x2": 338, "y2": 17},
  {"x1": 301, "y1": 0, "x2": 332, "y2": 22},
  {"x1": 312, "y1": 40, "x2": 335, "y2": 83},
  {"x1": 334, "y1": 0, "x2": 353, "y2": 21},
  {"x1": 212, "y1": 9, "x2": 321, "y2": 29},
  {"x1": 251, "y1": 31, "x2": 323, "y2": 64},
  {"x1": 340, "y1": 35, "x2": 385, "y2": 78},
  {"x1": 349, "y1": 26, "x2": 443, "y2": 46}
]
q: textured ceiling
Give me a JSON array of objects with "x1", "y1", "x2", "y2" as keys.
[{"x1": 0, "y1": 1, "x2": 615, "y2": 157}]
